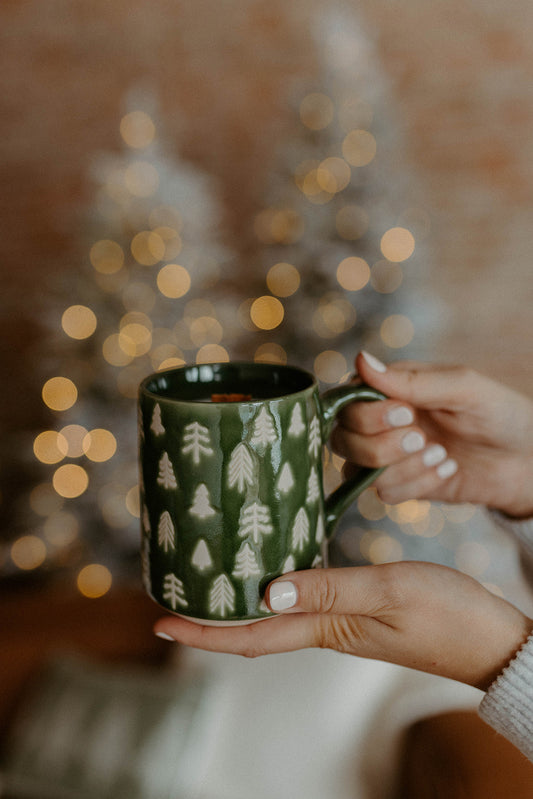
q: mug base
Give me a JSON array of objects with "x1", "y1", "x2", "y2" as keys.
[{"x1": 173, "y1": 612, "x2": 276, "y2": 627}]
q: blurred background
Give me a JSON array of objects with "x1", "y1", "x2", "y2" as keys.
[{"x1": 1, "y1": 1, "x2": 533, "y2": 797}]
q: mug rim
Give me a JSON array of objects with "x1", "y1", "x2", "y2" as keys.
[{"x1": 139, "y1": 360, "x2": 318, "y2": 405}]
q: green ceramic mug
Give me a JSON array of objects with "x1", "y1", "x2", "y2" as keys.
[{"x1": 138, "y1": 361, "x2": 386, "y2": 625}]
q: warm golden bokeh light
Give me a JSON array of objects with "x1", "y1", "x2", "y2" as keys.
[
  {"x1": 43, "y1": 510, "x2": 80, "y2": 547},
  {"x1": 61, "y1": 305, "x2": 97, "y2": 340},
  {"x1": 124, "y1": 160, "x2": 160, "y2": 198},
  {"x1": 336, "y1": 256, "x2": 371, "y2": 291},
  {"x1": 254, "y1": 342, "x2": 288, "y2": 364},
  {"x1": 316, "y1": 157, "x2": 351, "y2": 194},
  {"x1": 357, "y1": 487, "x2": 387, "y2": 521},
  {"x1": 120, "y1": 110, "x2": 156, "y2": 149},
  {"x1": 342, "y1": 129, "x2": 377, "y2": 167},
  {"x1": 380, "y1": 227, "x2": 415, "y2": 262},
  {"x1": 250, "y1": 296, "x2": 285, "y2": 330},
  {"x1": 118, "y1": 323, "x2": 152, "y2": 357},
  {"x1": 59, "y1": 425, "x2": 89, "y2": 458},
  {"x1": 83, "y1": 429, "x2": 117, "y2": 462},
  {"x1": 190, "y1": 316, "x2": 223, "y2": 346},
  {"x1": 314, "y1": 350, "x2": 348, "y2": 384},
  {"x1": 125, "y1": 485, "x2": 140, "y2": 518},
  {"x1": 33, "y1": 431, "x2": 69, "y2": 464},
  {"x1": 131, "y1": 230, "x2": 165, "y2": 266},
  {"x1": 196, "y1": 344, "x2": 229, "y2": 363},
  {"x1": 11, "y1": 535, "x2": 47, "y2": 570},
  {"x1": 42, "y1": 377, "x2": 78, "y2": 411},
  {"x1": 103, "y1": 333, "x2": 134, "y2": 366},
  {"x1": 299, "y1": 92, "x2": 334, "y2": 130},
  {"x1": 266, "y1": 262, "x2": 301, "y2": 297},
  {"x1": 77, "y1": 564, "x2": 113, "y2": 598},
  {"x1": 53, "y1": 464, "x2": 89, "y2": 498},
  {"x1": 157, "y1": 264, "x2": 191, "y2": 298},
  {"x1": 380, "y1": 314, "x2": 415, "y2": 349},
  {"x1": 89, "y1": 239, "x2": 124, "y2": 274}
]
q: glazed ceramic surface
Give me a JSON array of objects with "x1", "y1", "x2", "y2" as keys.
[{"x1": 138, "y1": 362, "x2": 385, "y2": 624}]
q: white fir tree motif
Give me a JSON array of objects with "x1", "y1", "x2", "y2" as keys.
[
  {"x1": 282, "y1": 554, "x2": 296, "y2": 573},
  {"x1": 232, "y1": 542, "x2": 261, "y2": 579},
  {"x1": 308, "y1": 416, "x2": 321, "y2": 458},
  {"x1": 158, "y1": 510, "x2": 175, "y2": 552},
  {"x1": 312, "y1": 554, "x2": 323, "y2": 568},
  {"x1": 292, "y1": 507, "x2": 310, "y2": 552},
  {"x1": 306, "y1": 467, "x2": 320, "y2": 503},
  {"x1": 189, "y1": 483, "x2": 216, "y2": 519},
  {"x1": 163, "y1": 573, "x2": 188, "y2": 610},
  {"x1": 288, "y1": 403, "x2": 305, "y2": 436},
  {"x1": 315, "y1": 515, "x2": 325, "y2": 544},
  {"x1": 276, "y1": 461, "x2": 295, "y2": 495},
  {"x1": 238, "y1": 501, "x2": 274, "y2": 545},
  {"x1": 157, "y1": 452, "x2": 178, "y2": 489},
  {"x1": 251, "y1": 406, "x2": 278, "y2": 448},
  {"x1": 182, "y1": 421, "x2": 214, "y2": 465},
  {"x1": 150, "y1": 404, "x2": 165, "y2": 436},
  {"x1": 191, "y1": 539, "x2": 213, "y2": 572},
  {"x1": 209, "y1": 573, "x2": 235, "y2": 617},
  {"x1": 227, "y1": 442, "x2": 255, "y2": 493}
]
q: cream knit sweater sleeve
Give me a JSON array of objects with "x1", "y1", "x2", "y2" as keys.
[{"x1": 478, "y1": 513, "x2": 533, "y2": 762}]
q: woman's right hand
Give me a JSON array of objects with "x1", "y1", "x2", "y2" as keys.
[{"x1": 330, "y1": 352, "x2": 533, "y2": 518}]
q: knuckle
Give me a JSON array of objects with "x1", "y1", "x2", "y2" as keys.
[{"x1": 312, "y1": 574, "x2": 339, "y2": 614}]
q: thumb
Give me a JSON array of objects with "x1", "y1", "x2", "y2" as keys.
[
  {"x1": 267, "y1": 566, "x2": 391, "y2": 616},
  {"x1": 355, "y1": 351, "x2": 476, "y2": 411}
]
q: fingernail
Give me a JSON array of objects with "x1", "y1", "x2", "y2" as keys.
[
  {"x1": 387, "y1": 406, "x2": 414, "y2": 427},
  {"x1": 361, "y1": 351, "x2": 387, "y2": 373},
  {"x1": 401, "y1": 431, "x2": 425, "y2": 453},
  {"x1": 437, "y1": 459, "x2": 458, "y2": 479},
  {"x1": 155, "y1": 631, "x2": 175, "y2": 642},
  {"x1": 423, "y1": 444, "x2": 447, "y2": 467},
  {"x1": 269, "y1": 581, "x2": 298, "y2": 612}
]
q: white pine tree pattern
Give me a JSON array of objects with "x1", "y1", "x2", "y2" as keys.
[
  {"x1": 182, "y1": 421, "x2": 214, "y2": 465},
  {"x1": 282, "y1": 554, "x2": 295, "y2": 573},
  {"x1": 158, "y1": 510, "x2": 175, "y2": 552},
  {"x1": 150, "y1": 404, "x2": 165, "y2": 436},
  {"x1": 251, "y1": 406, "x2": 278, "y2": 447},
  {"x1": 189, "y1": 483, "x2": 216, "y2": 519},
  {"x1": 288, "y1": 403, "x2": 305, "y2": 436},
  {"x1": 276, "y1": 461, "x2": 294, "y2": 495},
  {"x1": 209, "y1": 573, "x2": 235, "y2": 617},
  {"x1": 292, "y1": 507, "x2": 310, "y2": 551},
  {"x1": 312, "y1": 554, "x2": 323, "y2": 568},
  {"x1": 306, "y1": 467, "x2": 320, "y2": 503},
  {"x1": 191, "y1": 538, "x2": 213, "y2": 572},
  {"x1": 163, "y1": 573, "x2": 188, "y2": 610},
  {"x1": 308, "y1": 416, "x2": 321, "y2": 458},
  {"x1": 232, "y1": 542, "x2": 261, "y2": 579},
  {"x1": 157, "y1": 452, "x2": 178, "y2": 489},
  {"x1": 238, "y1": 501, "x2": 274, "y2": 544},
  {"x1": 315, "y1": 515, "x2": 325, "y2": 544},
  {"x1": 227, "y1": 442, "x2": 255, "y2": 493}
]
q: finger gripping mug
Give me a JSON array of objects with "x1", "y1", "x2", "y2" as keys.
[{"x1": 138, "y1": 362, "x2": 385, "y2": 625}]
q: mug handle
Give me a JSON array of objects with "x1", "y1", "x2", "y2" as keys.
[{"x1": 319, "y1": 383, "x2": 387, "y2": 539}]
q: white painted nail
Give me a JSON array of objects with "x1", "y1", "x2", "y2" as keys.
[
  {"x1": 361, "y1": 351, "x2": 387, "y2": 373},
  {"x1": 401, "y1": 431, "x2": 425, "y2": 453},
  {"x1": 437, "y1": 459, "x2": 458, "y2": 479},
  {"x1": 269, "y1": 581, "x2": 298, "y2": 612},
  {"x1": 422, "y1": 444, "x2": 447, "y2": 467},
  {"x1": 155, "y1": 631, "x2": 175, "y2": 641},
  {"x1": 387, "y1": 406, "x2": 415, "y2": 427}
]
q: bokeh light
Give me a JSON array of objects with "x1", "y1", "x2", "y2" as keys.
[
  {"x1": 250, "y1": 296, "x2": 284, "y2": 330},
  {"x1": 42, "y1": 377, "x2": 78, "y2": 411},
  {"x1": 254, "y1": 343, "x2": 288, "y2": 364},
  {"x1": 77, "y1": 564, "x2": 113, "y2": 598},
  {"x1": 336, "y1": 256, "x2": 371, "y2": 291},
  {"x1": 82, "y1": 429, "x2": 117, "y2": 462},
  {"x1": 43, "y1": 511, "x2": 79, "y2": 547},
  {"x1": 157, "y1": 264, "x2": 191, "y2": 298},
  {"x1": 11, "y1": 535, "x2": 47, "y2": 570},
  {"x1": 342, "y1": 129, "x2": 377, "y2": 167},
  {"x1": 314, "y1": 350, "x2": 348, "y2": 384},
  {"x1": 53, "y1": 464, "x2": 89, "y2": 499},
  {"x1": 131, "y1": 230, "x2": 165, "y2": 266},
  {"x1": 120, "y1": 110, "x2": 156, "y2": 149},
  {"x1": 380, "y1": 227, "x2": 415, "y2": 262},
  {"x1": 266, "y1": 262, "x2": 301, "y2": 297},
  {"x1": 58, "y1": 425, "x2": 89, "y2": 458},
  {"x1": 33, "y1": 431, "x2": 69, "y2": 464},
  {"x1": 370, "y1": 260, "x2": 403, "y2": 294},
  {"x1": 90, "y1": 240, "x2": 124, "y2": 274},
  {"x1": 380, "y1": 314, "x2": 415, "y2": 349},
  {"x1": 196, "y1": 344, "x2": 229, "y2": 363},
  {"x1": 61, "y1": 305, "x2": 97, "y2": 340}
]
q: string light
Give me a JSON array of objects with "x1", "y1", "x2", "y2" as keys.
[
  {"x1": 42, "y1": 377, "x2": 78, "y2": 411},
  {"x1": 250, "y1": 296, "x2": 284, "y2": 330},
  {"x1": 336, "y1": 256, "x2": 370, "y2": 291},
  {"x1": 77, "y1": 564, "x2": 112, "y2": 598},
  {"x1": 380, "y1": 227, "x2": 415, "y2": 262},
  {"x1": 61, "y1": 305, "x2": 97, "y2": 340},
  {"x1": 11, "y1": 535, "x2": 47, "y2": 570}
]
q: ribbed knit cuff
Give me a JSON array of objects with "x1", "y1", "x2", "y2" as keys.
[{"x1": 479, "y1": 633, "x2": 533, "y2": 762}]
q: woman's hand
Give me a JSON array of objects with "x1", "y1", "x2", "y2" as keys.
[
  {"x1": 330, "y1": 352, "x2": 533, "y2": 518},
  {"x1": 155, "y1": 563, "x2": 533, "y2": 691}
]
